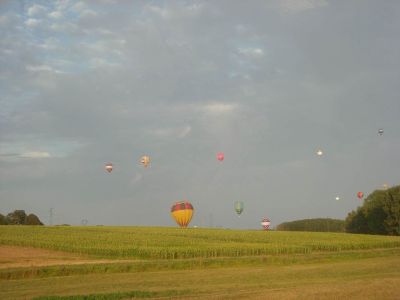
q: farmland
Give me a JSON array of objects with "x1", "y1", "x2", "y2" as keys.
[{"x1": 1, "y1": 226, "x2": 400, "y2": 299}]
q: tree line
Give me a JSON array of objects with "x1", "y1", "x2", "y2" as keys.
[
  {"x1": 276, "y1": 218, "x2": 345, "y2": 232},
  {"x1": 0, "y1": 210, "x2": 43, "y2": 225},
  {"x1": 276, "y1": 185, "x2": 399, "y2": 235},
  {"x1": 345, "y1": 185, "x2": 400, "y2": 235}
]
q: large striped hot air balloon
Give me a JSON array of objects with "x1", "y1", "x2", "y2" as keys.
[
  {"x1": 261, "y1": 218, "x2": 271, "y2": 230},
  {"x1": 234, "y1": 201, "x2": 244, "y2": 216},
  {"x1": 105, "y1": 163, "x2": 113, "y2": 173},
  {"x1": 171, "y1": 201, "x2": 194, "y2": 228}
]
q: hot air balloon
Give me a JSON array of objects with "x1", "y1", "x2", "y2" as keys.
[
  {"x1": 234, "y1": 201, "x2": 244, "y2": 216},
  {"x1": 378, "y1": 129, "x2": 384, "y2": 136},
  {"x1": 171, "y1": 201, "x2": 194, "y2": 228},
  {"x1": 141, "y1": 155, "x2": 150, "y2": 168},
  {"x1": 261, "y1": 218, "x2": 270, "y2": 230},
  {"x1": 316, "y1": 149, "x2": 323, "y2": 156},
  {"x1": 335, "y1": 196, "x2": 340, "y2": 201},
  {"x1": 105, "y1": 163, "x2": 113, "y2": 173},
  {"x1": 217, "y1": 152, "x2": 224, "y2": 161},
  {"x1": 357, "y1": 192, "x2": 364, "y2": 199}
]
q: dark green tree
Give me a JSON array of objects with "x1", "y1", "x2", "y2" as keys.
[
  {"x1": 25, "y1": 214, "x2": 43, "y2": 225},
  {"x1": 363, "y1": 190, "x2": 388, "y2": 234},
  {"x1": 344, "y1": 208, "x2": 369, "y2": 234},
  {"x1": 276, "y1": 218, "x2": 345, "y2": 232},
  {"x1": 0, "y1": 213, "x2": 7, "y2": 225},
  {"x1": 345, "y1": 185, "x2": 400, "y2": 235},
  {"x1": 6, "y1": 210, "x2": 27, "y2": 225},
  {"x1": 382, "y1": 186, "x2": 400, "y2": 235}
]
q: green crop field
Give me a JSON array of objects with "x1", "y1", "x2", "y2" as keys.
[{"x1": 1, "y1": 226, "x2": 400, "y2": 299}]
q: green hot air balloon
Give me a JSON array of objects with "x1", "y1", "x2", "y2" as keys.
[{"x1": 234, "y1": 201, "x2": 244, "y2": 216}]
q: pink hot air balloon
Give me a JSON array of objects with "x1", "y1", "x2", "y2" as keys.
[
  {"x1": 261, "y1": 218, "x2": 271, "y2": 230},
  {"x1": 217, "y1": 152, "x2": 224, "y2": 162}
]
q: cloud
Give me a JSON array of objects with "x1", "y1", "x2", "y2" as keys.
[
  {"x1": 130, "y1": 173, "x2": 144, "y2": 185},
  {"x1": 238, "y1": 47, "x2": 264, "y2": 58},
  {"x1": 20, "y1": 151, "x2": 51, "y2": 158},
  {"x1": 26, "y1": 64, "x2": 54, "y2": 72},
  {"x1": 150, "y1": 125, "x2": 192, "y2": 139},
  {"x1": 203, "y1": 103, "x2": 238, "y2": 115},
  {"x1": 25, "y1": 18, "x2": 41, "y2": 27},
  {"x1": 48, "y1": 11, "x2": 63, "y2": 19},
  {"x1": 27, "y1": 4, "x2": 47, "y2": 17},
  {"x1": 280, "y1": 0, "x2": 328, "y2": 14}
]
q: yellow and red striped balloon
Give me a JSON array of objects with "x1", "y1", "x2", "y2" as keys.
[{"x1": 170, "y1": 201, "x2": 194, "y2": 228}]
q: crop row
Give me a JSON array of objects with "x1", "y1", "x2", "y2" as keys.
[{"x1": 1, "y1": 226, "x2": 399, "y2": 259}]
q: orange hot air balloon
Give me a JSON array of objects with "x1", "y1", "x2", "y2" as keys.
[
  {"x1": 217, "y1": 152, "x2": 224, "y2": 161},
  {"x1": 105, "y1": 163, "x2": 113, "y2": 173},
  {"x1": 357, "y1": 192, "x2": 364, "y2": 199},
  {"x1": 171, "y1": 201, "x2": 194, "y2": 228},
  {"x1": 141, "y1": 155, "x2": 150, "y2": 167}
]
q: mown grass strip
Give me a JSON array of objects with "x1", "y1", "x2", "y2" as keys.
[
  {"x1": 33, "y1": 289, "x2": 191, "y2": 300},
  {"x1": 2, "y1": 248, "x2": 399, "y2": 280}
]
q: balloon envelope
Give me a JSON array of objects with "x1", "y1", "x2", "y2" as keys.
[
  {"x1": 171, "y1": 201, "x2": 194, "y2": 228},
  {"x1": 316, "y1": 149, "x2": 323, "y2": 156},
  {"x1": 141, "y1": 155, "x2": 150, "y2": 167},
  {"x1": 105, "y1": 163, "x2": 113, "y2": 173},
  {"x1": 378, "y1": 129, "x2": 384, "y2": 135},
  {"x1": 261, "y1": 218, "x2": 271, "y2": 230},
  {"x1": 217, "y1": 152, "x2": 224, "y2": 161},
  {"x1": 357, "y1": 192, "x2": 364, "y2": 199},
  {"x1": 234, "y1": 201, "x2": 244, "y2": 216}
]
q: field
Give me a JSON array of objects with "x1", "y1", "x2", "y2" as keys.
[{"x1": 1, "y1": 226, "x2": 400, "y2": 299}]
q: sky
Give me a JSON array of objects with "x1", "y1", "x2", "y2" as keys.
[{"x1": 1, "y1": 0, "x2": 399, "y2": 228}]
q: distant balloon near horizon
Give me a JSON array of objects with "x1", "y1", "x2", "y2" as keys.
[
  {"x1": 261, "y1": 218, "x2": 271, "y2": 230},
  {"x1": 234, "y1": 201, "x2": 244, "y2": 216},
  {"x1": 383, "y1": 183, "x2": 389, "y2": 190},
  {"x1": 335, "y1": 196, "x2": 340, "y2": 201},
  {"x1": 141, "y1": 155, "x2": 150, "y2": 168},
  {"x1": 357, "y1": 192, "x2": 364, "y2": 199},
  {"x1": 378, "y1": 128, "x2": 384, "y2": 135},
  {"x1": 170, "y1": 201, "x2": 194, "y2": 228},
  {"x1": 217, "y1": 152, "x2": 224, "y2": 161},
  {"x1": 105, "y1": 163, "x2": 113, "y2": 173},
  {"x1": 316, "y1": 149, "x2": 323, "y2": 156}
]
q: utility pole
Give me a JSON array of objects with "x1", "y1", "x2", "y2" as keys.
[{"x1": 49, "y1": 208, "x2": 54, "y2": 226}]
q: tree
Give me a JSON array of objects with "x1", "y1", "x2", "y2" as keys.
[
  {"x1": 276, "y1": 218, "x2": 345, "y2": 232},
  {"x1": 345, "y1": 208, "x2": 369, "y2": 234},
  {"x1": 6, "y1": 210, "x2": 27, "y2": 225},
  {"x1": 26, "y1": 214, "x2": 43, "y2": 225},
  {"x1": 345, "y1": 185, "x2": 400, "y2": 235},
  {"x1": 0, "y1": 213, "x2": 7, "y2": 225},
  {"x1": 382, "y1": 186, "x2": 400, "y2": 235},
  {"x1": 363, "y1": 190, "x2": 388, "y2": 234}
]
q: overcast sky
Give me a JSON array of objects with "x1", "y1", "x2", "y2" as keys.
[{"x1": 1, "y1": 0, "x2": 399, "y2": 228}]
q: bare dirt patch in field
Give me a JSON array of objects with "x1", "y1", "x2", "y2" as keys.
[{"x1": 0, "y1": 245, "x2": 129, "y2": 269}]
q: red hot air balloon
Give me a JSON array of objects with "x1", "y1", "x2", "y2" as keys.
[
  {"x1": 357, "y1": 192, "x2": 364, "y2": 199},
  {"x1": 217, "y1": 152, "x2": 224, "y2": 161},
  {"x1": 105, "y1": 163, "x2": 113, "y2": 173}
]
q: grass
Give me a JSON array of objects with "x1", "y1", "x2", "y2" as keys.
[{"x1": 0, "y1": 226, "x2": 399, "y2": 299}]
